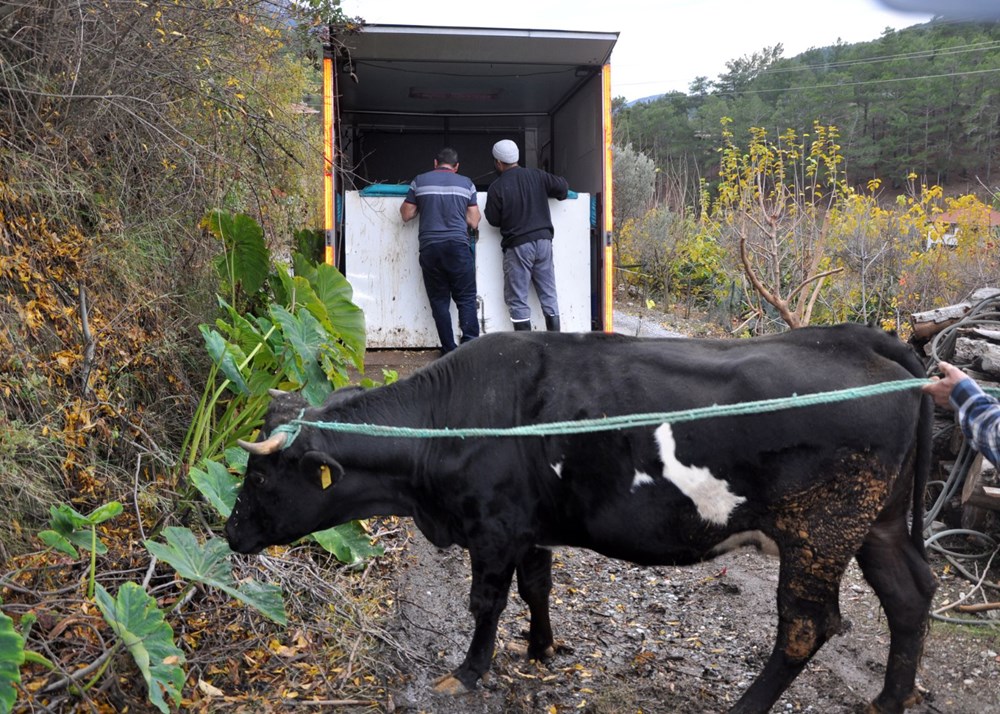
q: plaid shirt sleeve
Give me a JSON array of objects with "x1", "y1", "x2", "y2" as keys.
[{"x1": 952, "y1": 377, "x2": 1000, "y2": 467}]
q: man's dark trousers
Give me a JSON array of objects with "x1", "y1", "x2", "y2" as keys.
[{"x1": 418, "y1": 241, "x2": 478, "y2": 353}]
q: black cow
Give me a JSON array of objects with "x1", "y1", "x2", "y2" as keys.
[{"x1": 225, "y1": 324, "x2": 936, "y2": 714}]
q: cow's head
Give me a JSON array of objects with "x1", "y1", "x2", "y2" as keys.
[{"x1": 224, "y1": 389, "x2": 357, "y2": 554}]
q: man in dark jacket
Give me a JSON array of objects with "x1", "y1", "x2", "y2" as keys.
[
  {"x1": 484, "y1": 139, "x2": 569, "y2": 332},
  {"x1": 400, "y1": 147, "x2": 480, "y2": 354}
]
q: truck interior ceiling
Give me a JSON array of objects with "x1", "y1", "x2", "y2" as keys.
[{"x1": 331, "y1": 25, "x2": 618, "y2": 194}]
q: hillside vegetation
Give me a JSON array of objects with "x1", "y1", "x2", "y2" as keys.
[
  {"x1": 0, "y1": 4, "x2": 998, "y2": 712},
  {"x1": 616, "y1": 19, "x2": 1000, "y2": 197},
  {"x1": 612, "y1": 20, "x2": 1000, "y2": 331}
]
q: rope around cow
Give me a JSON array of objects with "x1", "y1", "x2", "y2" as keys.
[
  {"x1": 263, "y1": 375, "x2": 1000, "y2": 626},
  {"x1": 272, "y1": 377, "x2": 939, "y2": 445}
]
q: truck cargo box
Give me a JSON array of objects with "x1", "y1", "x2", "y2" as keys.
[{"x1": 323, "y1": 24, "x2": 618, "y2": 348}]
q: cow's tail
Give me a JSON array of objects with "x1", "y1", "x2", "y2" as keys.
[
  {"x1": 911, "y1": 391, "x2": 934, "y2": 558},
  {"x1": 875, "y1": 328, "x2": 933, "y2": 557},
  {"x1": 910, "y1": 395, "x2": 934, "y2": 560}
]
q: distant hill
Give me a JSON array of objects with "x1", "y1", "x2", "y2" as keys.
[{"x1": 613, "y1": 19, "x2": 1000, "y2": 196}]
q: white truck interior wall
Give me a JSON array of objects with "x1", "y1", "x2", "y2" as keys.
[
  {"x1": 553, "y1": 78, "x2": 603, "y2": 192},
  {"x1": 345, "y1": 191, "x2": 592, "y2": 348}
]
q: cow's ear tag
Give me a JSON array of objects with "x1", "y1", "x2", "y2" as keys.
[{"x1": 319, "y1": 464, "x2": 333, "y2": 490}]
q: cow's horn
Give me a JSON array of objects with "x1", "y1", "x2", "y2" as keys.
[
  {"x1": 238, "y1": 431, "x2": 287, "y2": 455},
  {"x1": 268, "y1": 388, "x2": 289, "y2": 397}
]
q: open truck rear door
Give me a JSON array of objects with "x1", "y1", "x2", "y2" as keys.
[{"x1": 324, "y1": 24, "x2": 618, "y2": 348}]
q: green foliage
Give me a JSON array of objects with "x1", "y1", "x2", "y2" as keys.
[
  {"x1": 145, "y1": 527, "x2": 287, "y2": 625},
  {"x1": 617, "y1": 207, "x2": 724, "y2": 306},
  {"x1": 311, "y1": 522, "x2": 384, "y2": 566},
  {"x1": 0, "y1": 604, "x2": 52, "y2": 714},
  {"x1": 37, "y1": 501, "x2": 124, "y2": 599},
  {"x1": 617, "y1": 22, "x2": 1000, "y2": 209},
  {"x1": 179, "y1": 210, "x2": 381, "y2": 571},
  {"x1": 189, "y1": 460, "x2": 241, "y2": 519},
  {"x1": 203, "y1": 211, "x2": 270, "y2": 309},
  {"x1": 179, "y1": 211, "x2": 366, "y2": 485},
  {"x1": 37, "y1": 501, "x2": 123, "y2": 557},
  {"x1": 714, "y1": 45, "x2": 785, "y2": 97},
  {"x1": 0, "y1": 602, "x2": 23, "y2": 714},
  {"x1": 294, "y1": 227, "x2": 326, "y2": 264},
  {"x1": 612, "y1": 143, "x2": 656, "y2": 240},
  {"x1": 94, "y1": 583, "x2": 186, "y2": 714}
]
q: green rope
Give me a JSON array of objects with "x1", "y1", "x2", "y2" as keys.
[
  {"x1": 271, "y1": 408, "x2": 306, "y2": 444},
  {"x1": 277, "y1": 377, "x2": 932, "y2": 443}
]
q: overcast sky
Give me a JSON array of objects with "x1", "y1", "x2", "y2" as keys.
[{"x1": 338, "y1": 0, "x2": 935, "y2": 101}]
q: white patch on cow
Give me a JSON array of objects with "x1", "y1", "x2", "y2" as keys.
[
  {"x1": 551, "y1": 461, "x2": 563, "y2": 478},
  {"x1": 654, "y1": 424, "x2": 746, "y2": 526},
  {"x1": 630, "y1": 471, "x2": 655, "y2": 493},
  {"x1": 710, "y1": 530, "x2": 780, "y2": 557}
]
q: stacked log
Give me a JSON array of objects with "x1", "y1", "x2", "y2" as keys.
[{"x1": 910, "y1": 287, "x2": 1000, "y2": 525}]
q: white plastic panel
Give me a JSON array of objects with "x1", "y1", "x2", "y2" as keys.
[{"x1": 345, "y1": 191, "x2": 592, "y2": 349}]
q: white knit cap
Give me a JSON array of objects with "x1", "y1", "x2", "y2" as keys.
[{"x1": 492, "y1": 139, "x2": 519, "y2": 164}]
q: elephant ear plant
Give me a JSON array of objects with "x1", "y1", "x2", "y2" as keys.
[{"x1": 183, "y1": 211, "x2": 384, "y2": 565}]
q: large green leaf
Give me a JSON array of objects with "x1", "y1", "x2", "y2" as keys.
[
  {"x1": 94, "y1": 583, "x2": 185, "y2": 714},
  {"x1": 0, "y1": 603, "x2": 24, "y2": 714},
  {"x1": 218, "y1": 299, "x2": 277, "y2": 368},
  {"x1": 270, "y1": 261, "x2": 296, "y2": 307},
  {"x1": 271, "y1": 304, "x2": 331, "y2": 404},
  {"x1": 311, "y1": 522, "x2": 384, "y2": 566},
  {"x1": 189, "y1": 461, "x2": 241, "y2": 519},
  {"x1": 200, "y1": 325, "x2": 250, "y2": 396},
  {"x1": 224, "y1": 446, "x2": 249, "y2": 474},
  {"x1": 49, "y1": 502, "x2": 122, "y2": 529},
  {"x1": 294, "y1": 256, "x2": 366, "y2": 360},
  {"x1": 144, "y1": 527, "x2": 287, "y2": 625},
  {"x1": 268, "y1": 305, "x2": 305, "y2": 385},
  {"x1": 293, "y1": 227, "x2": 324, "y2": 263},
  {"x1": 40, "y1": 502, "x2": 122, "y2": 555},
  {"x1": 36, "y1": 530, "x2": 79, "y2": 558},
  {"x1": 297, "y1": 310, "x2": 336, "y2": 405},
  {"x1": 202, "y1": 210, "x2": 270, "y2": 296},
  {"x1": 85, "y1": 502, "x2": 124, "y2": 524}
]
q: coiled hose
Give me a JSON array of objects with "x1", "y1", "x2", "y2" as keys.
[{"x1": 920, "y1": 290, "x2": 1000, "y2": 625}]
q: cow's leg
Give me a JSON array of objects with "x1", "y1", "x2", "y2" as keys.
[
  {"x1": 433, "y1": 553, "x2": 516, "y2": 694},
  {"x1": 733, "y1": 461, "x2": 888, "y2": 714},
  {"x1": 730, "y1": 543, "x2": 846, "y2": 714},
  {"x1": 856, "y1": 520, "x2": 936, "y2": 714},
  {"x1": 516, "y1": 546, "x2": 555, "y2": 660}
]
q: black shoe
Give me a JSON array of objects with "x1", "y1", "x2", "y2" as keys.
[
  {"x1": 512, "y1": 321, "x2": 532, "y2": 331},
  {"x1": 544, "y1": 315, "x2": 561, "y2": 332}
]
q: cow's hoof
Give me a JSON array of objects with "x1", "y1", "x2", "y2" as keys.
[
  {"x1": 432, "y1": 674, "x2": 471, "y2": 696},
  {"x1": 864, "y1": 686, "x2": 926, "y2": 713},
  {"x1": 903, "y1": 685, "x2": 927, "y2": 708},
  {"x1": 506, "y1": 641, "x2": 559, "y2": 661},
  {"x1": 529, "y1": 644, "x2": 557, "y2": 661},
  {"x1": 505, "y1": 641, "x2": 530, "y2": 658},
  {"x1": 508, "y1": 639, "x2": 570, "y2": 661}
]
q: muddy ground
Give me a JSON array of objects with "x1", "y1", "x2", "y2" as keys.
[
  {"x1": 363, "y1": 314, "x2": 1000, "y2": 714},
  {"x1": 382, "y1": 534, "x2": 999, "y2": 714}
]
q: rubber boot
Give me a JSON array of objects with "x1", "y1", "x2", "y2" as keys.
[
  {"x1": 544, "y1": 314, "x2": 561, "y2": 332},
  {"x1": 512, "y1": 320, "x2": 532, "y2": 331}
]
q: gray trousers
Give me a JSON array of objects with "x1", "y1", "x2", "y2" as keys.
[{"x1": 502, "y1": 239, "x2": 559, "y2": 323}]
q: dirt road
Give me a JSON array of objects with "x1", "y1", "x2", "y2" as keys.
[{"x1": 383, "y1": 534, "x2": 999, "y2": 713}]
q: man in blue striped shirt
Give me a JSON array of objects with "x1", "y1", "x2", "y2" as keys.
[
  {"x1": 923, "y1": 361, "x2": 1000, "y2": 466},
  {"x1": 400, "y1": 148, "x2": 481, "y2": 355}
]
